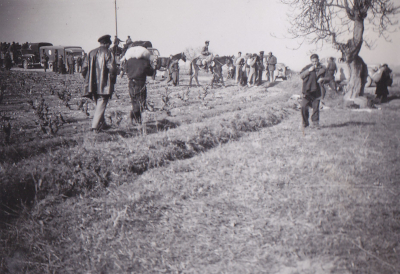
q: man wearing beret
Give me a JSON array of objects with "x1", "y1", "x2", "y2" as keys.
[{"x1": 81, "y1": 34, "x2": 118, "y2": 132}]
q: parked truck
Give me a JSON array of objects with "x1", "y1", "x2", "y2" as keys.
[
  {"x1": 16, "y1": 42, "x2": 53, "y2": 69},
  {"x1": 40, "y1": 45, "x2": 85, "y2": 72}
]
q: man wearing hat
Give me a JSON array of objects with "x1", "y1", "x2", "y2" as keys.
[
  {"x1": 266, "y1": 52, "x2": 277, "y2": 82},
  {"x1": 81, "y1": 34, "x2": 118, "y2": 132},
  {"x1": 200, "y1": 40, "x2": 213, "y2": 72}
]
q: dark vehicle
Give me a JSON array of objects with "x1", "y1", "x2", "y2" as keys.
[
  {"x1": 16, "y1": 42, "x2": 53, "y2": 69},
  {"x1": 40, "y1": 46, "x2": 84, "y2": 71}
]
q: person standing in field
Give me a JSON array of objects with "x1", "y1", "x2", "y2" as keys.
[
  {"x1": 42, "y1": 52, "x2": 49, "y2": 72},
  {"x1": 234, "y1": 52, "x2": 243, "y2": 84},
  {"x1": 67, "y1": 52, "x2": 75, "y2": 74},
  {"x1": 325, "y1": 57, "x2": 338, "y2": 92},
  {"x1": 373, "y1": 64, "x2": 393, "y2": 103},
  {"x1": 300, "y1": 54, "x2": 326, "y2": 129},
  {"x1": 76, "y1": 55, "x2": 83, "y2": 73},
  {"x1": 266, "y1": 52, "x2": 277, "y2": 82},
  {"x1": 247, "y1": 54, "x2": 258, "y2": 87},
  {"x1": 4, "y1": 52, "x2": 12, "y2": 71},
  {"x1": 123, "y1": 46, "x2": 155, "y2": 124},
  {"x1": 58, "y1": 55, "x2": 64, "y2": 74},
  {"x1": 81, "y1": 35, "x2": 118, "y2": 132},
  {"x1": 256, "y1": 51, "x2": 265, "y2": 85}
]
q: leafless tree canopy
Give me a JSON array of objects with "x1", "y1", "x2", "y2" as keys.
[{"x1": 280, "y1": 0, "x2": 399, "y2": 46}]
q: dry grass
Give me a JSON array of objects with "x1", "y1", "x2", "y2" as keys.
[{"x1": 1, "y1": 70, "x2": 399, "y2": 273}]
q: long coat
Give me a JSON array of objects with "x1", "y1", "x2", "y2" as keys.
[
  {"x1": 374, "y1": 67, "x2": 392, "y2": 98},
  {"x1": 82, "y1": 46, "x2": 117, "y2": 99}
]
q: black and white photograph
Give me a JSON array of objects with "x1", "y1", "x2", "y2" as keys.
[{"x1": 0, "y1": 0, "x2": 400, "y2": 273}]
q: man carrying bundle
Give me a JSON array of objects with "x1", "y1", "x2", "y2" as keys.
[{"x1": 123, "y1": 45, "x2": 155, "y2": 124}]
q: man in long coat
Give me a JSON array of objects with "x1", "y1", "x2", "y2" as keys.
[
  {"x1": 82, "y1": 34, "x2": 117, "y2": 132},
  {"x1": 374, "y1": 64, "x2": 392, "y2": 103}
]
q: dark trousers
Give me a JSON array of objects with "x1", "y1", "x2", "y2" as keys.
[
  {"x1": 326, "y1": 78, "x2": 336, "y2": 92},
  {"x1": 128, "y1": 79, "x2": 147, "y2": 124},
  {"x1": 301, "y1": 96, "x2": 320, "y2": 127},
  {"x1": 68, "y1": 63, "x2": 74, "y2": 74},
  {"x1": 257, "y1": 69, "x2": 263, "y2": 85}
]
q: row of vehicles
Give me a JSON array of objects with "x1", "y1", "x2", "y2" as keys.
[
  {"x1": 16, "y1": 41, "x2": 162, "y2": 72},
  {"x1": 16, "y1": 42, "x2": 85, "y2": 70}
]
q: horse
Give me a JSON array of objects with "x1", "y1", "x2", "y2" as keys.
[
  {"x1": 152, "y1": 52, "x2": 186, "y2": 80},
  {"x1": 188, "y1": 55, "x2": 235, "y2": 88}
]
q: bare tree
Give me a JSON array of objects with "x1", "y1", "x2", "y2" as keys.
[
  {"x1": 281, "y1": 0, "x2": 399, "y2": 101},
  {"x1": 184, "y1": 47, "x2": 202, "y2": 61}
]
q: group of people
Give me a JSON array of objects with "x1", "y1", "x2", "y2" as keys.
[
  {"x1": 82, "y1": 34, "x2": 154, "y2": 132},
  {"x1": 196, "y1": 41, "x2": 278, "y2": 87},
  {"x1": 0, "y1": 41, "x2": 26, "y2": 70},
  {"x1": 3, "y1": 36, "x2": 391, "y2": 134},
  {"x1": 47, "y1": 52, "x2": 84, "y2": 75},
  {"x1": 299, "y1": 54, "x2": 393, "y2": 129},
  {"x1": 233, "y1": 51, "x2": 277, "y2": 87}
]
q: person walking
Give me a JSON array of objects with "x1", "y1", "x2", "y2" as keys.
[
  {"x1": 373, "y1": 64, "x2": 393, "y2": 103},
  {"x1": 124, "y1": 46, "x2": 155, "y2": 125},
  {"x1": 81, "y1": 35, "x2": 118, "y2": 132},
  {"x1": 266, "y1": 52, "x2": 277, "y2": 82},
  {"x1": 299, "y1": 54, "x2": 326, "y2": 129}
]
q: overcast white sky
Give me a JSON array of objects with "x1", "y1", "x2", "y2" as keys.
[{"x1": 0, "y1": 0, "x2": 399, "y2": 70}]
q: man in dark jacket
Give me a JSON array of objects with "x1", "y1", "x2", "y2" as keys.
[
  {"x1": 374, "y1": 64, "x2": 392, "y2": 103},
  {"x1": 42, "y1": 52, "x2": 49, "y2": 72},
  {"x1": 58, "y1": 55, "x2": 64, "y2": 74},
  {"x1": 266, "y1": 52, "x2": 277, "y2": 82},
  {"x1": 299, "y1": 54, "x2": 326, "y2": 128},
  {"x1": 82, "y1": 34, "x2": 117, "y2": 132},
  {"x1": 124, "y1": 50, "x2": 155, "y2": 124}
]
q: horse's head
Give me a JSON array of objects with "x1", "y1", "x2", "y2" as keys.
[{"x1": 181, "y1": 52, "x2": 187, "y2": 62}]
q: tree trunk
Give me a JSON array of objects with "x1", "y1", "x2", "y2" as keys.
[
  {"x1": 334, "y1": 18, "x2": 370, "y2": 107},
  {"x1": 344, "y1": 55, "x2": 368, "y2": 100}
]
